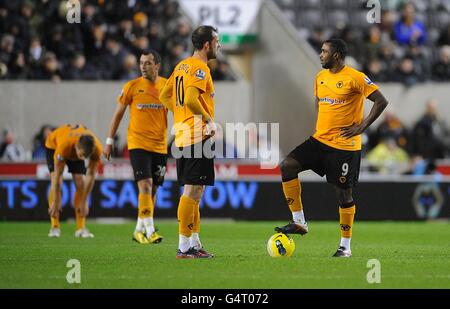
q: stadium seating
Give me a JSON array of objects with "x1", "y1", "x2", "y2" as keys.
[{"x1": 274, "y1": 0, "x2": 450, "y2": 82}]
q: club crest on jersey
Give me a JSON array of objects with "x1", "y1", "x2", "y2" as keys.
[
  {"x1": 336, "y1": 81, "x2": 344, "y2": 88},
  {"x1": 364, "y1": 76, "x2": 374, "y2": 85},
  {"x1": 195, "y1": 69, "x2": 206, "y2": 80}
]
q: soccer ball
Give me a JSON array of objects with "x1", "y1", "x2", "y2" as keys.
[{"x1": 267, "y1": 233, "x2": 295, "y2": 257}]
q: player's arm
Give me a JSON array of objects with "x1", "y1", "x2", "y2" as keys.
[
  {"x1": 85, "y1": 159, "x2": 98, "y2": 196},
  {"x1": 48, "y1": 159, "x2": 65, "y2": 218},
  {"x1": 104, "y1": 103, "x2": 127, "y2": 160},
  {"x1": 79, "y1": 159, "x2": 99, "y2": 217},
  {"x1": 159, "y1": 81, "x2": 174, "y2": 112},
  {"x1": 185, "y1": 86, "x2": 216, "y2": 136},
  {"x1": 340, "y1": 90, "x2": 388, "y2": 138},
  {"x1": 185, "y1": 86, "x2": 211, "y2": 122}
]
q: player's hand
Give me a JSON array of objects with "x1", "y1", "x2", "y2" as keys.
[
  {"x1": 340, "y1": 123, "x2": 364, "y2": 138},
  {"x1": 103, "y1": 144, "x2": 112, "y2": 160},
  {"x1": 204, "y1": 120, "x2": 217, "y2": 137},
  {"x1": 48, "y1": 202, "x2": 61, "y2": 217}
]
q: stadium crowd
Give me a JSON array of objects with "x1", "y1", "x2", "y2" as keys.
[
  {"x1": 277, "y1": 0, "x2": 450, "y2": 85},
  {"x1": 0, "y1": 0, "x2": 234, "y2": 81}
]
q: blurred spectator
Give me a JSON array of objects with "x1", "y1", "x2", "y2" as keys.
[
  {"x1": 365, "y1": 58, "x2": 389, "y2": 82},
  {"x1": 380, "y1": 10, "x2": 397, "y2": 40},
  {"x1": 308, "y1": 26, "x2": 329, "y2": 54},
  {"x1": 363, "y1": 25, "x2": 383, "y2": 61},
  {"x1": 438, "y1": 24, "x2": 450, "y2": 46},
  {"x1": 117, "y1": 53, "x2": 139, "y2": 80},
  {"x1": 412, "y1": 99, "x2": 450, "y2": 159},
  {"x1": 378, "y1": 42, "x2": 399, "y2": 75},
  {"x1": 148, "y1": 22, "x2": 164, "y2": 54},
  {"x1": 132, "y1": 12, "x2": 150, "y2": 37},
  {"x1": 393, "y1": 56, "x2": 423, "y2": 86},
  {"x1": 7, "y1": 52, "x2": 29, "y2": 79},
  {"x1": 0, "y1": 34, "x2": 14, "y2": 65},
  {"x1": 0, "y1": 128, "x2": 27, "y2": 162},
  {"x1": 210, "y1": 59, "x2": 235, "y2": 81},
  {"x1": 369, "y1": 110, "x2": 410, "y2": 151},
  {"x1": 164, "y1": 39, "x2": 189, "y2": 76},
  {"x1": 432, "y1": 45, "x2": 450, "y2": 81},
  {"x1": 32, "y1": 124, "x2": 53, "y2": 160},
  {"x1": 62, "y1": 53, "x2": 100, "y2": 80},
  {"x1": 100, "y1": 35, "x2": 127, "y2": 79},
  {"x1": 366, "y1": 137, "x2": 410, "y2": 174},
  {"x1": 394, "y1": 2, "x2": 427, "y2": 46},
  {"x1": 28, "y1": 37, "x2": 44, "y2": 68},
  {"x1": 34, "y1": 51, "x2": 61, "y2": 81},
  {"x1": 334, "y1": 26, "x2": 363, "y2": 62}
]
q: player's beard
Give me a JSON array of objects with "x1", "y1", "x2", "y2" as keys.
[
  {"x1": 322, "y1": 59, "x2": 332, "y2": 69},
  {"x1": 207, "y1": 48, "x2": 216, "y2": 60}
]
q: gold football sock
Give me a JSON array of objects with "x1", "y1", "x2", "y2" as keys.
[
  {"x1": 339, "y1": 205, "x2": 356, "y2": 238},
  {"x1": 193, "y1": 200, "x2": 200, "y2": 233},
  {"x1": 50, "y1": 217, "x2": 60, "y2": 229},
  {"x1": 138, "y1": 193, "x2": 153, "y2": 218},
  {"x1": 177, "y1": 195, "x2": 196, "y2": 237},
  {"x1": 48, "y1": 189, "x2": 60, "y2": 228},
  {"x1": 282, "y1": 178, "x2": 303, "y2": 212},
  {"x1": 74, "y1": 191, "x2": 86, "y2": 230}
]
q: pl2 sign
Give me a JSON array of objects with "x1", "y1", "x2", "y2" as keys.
[{"x1": 180, "y1": 0, "x2": 261, "y2": 47}]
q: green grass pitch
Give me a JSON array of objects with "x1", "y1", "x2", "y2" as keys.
[{"x1": 0, "y1": 221, "x2": 449, "y2": 288}]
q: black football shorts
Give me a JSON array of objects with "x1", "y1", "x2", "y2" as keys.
[
  {"x1": 129, "y1": 149, "x2": 167, "y2": 185},
  {"x1": 287, "y1": 137, "x2": 361, "y2": 188}
]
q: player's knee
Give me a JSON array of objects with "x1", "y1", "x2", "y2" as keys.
[
  {"x1": 280, "y1": 158, "x2": 300, "y2": 180},
  {"x1": 335, "y1": 187, "x2": 353, "y2": 205},
  {"x1": 184, "y1": 185, "x2": 204, "y2": 201},
  {"x1": 137, "y1": 178, "x2": 153, "y2": 194},
  {"x1": 72, "y1": 175, "x2": 85, "y2": 191}
]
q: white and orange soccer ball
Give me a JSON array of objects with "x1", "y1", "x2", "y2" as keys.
[{"x1": 267, "y1": 232, "x2": 295, "y2": 257}]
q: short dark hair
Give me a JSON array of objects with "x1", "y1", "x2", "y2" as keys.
[
  {"x1": 78, "y1": 135, "x2": 95, "y2": 157},
  {"x1": 324, "y1": 39, "x2": 348, "y2": 60},
  {"x1": 141, "y1": 49, "x2": 161, "y2": 64},
  {"x1": 192, "y1": 25, "x2": 218, "y2": 50}
]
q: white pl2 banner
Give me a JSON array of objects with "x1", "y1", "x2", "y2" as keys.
[{"x1": 179, "y1": 0, "x2": 262, "y2": 46}]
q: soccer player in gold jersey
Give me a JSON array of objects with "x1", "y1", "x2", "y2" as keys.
[
  {"x1": 104, "y1": 50, "x2": 167, "y2": 244},
  {"x1": 159, "y1": 25, "x2": 220, "y2": 258},
  {"x1": 275, "y1": 39, "x2": 389, "y2": 257},
  {"x1": 46, "y1": 124, "x2": 102, "y2": 238}
]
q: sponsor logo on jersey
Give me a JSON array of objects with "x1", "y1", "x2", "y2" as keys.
[
  {"x1": 195, "y1": 69, "x2": 206, "y2": 80},
  {"x1": 136, "y1": 103, "x2": 165, "y2": 110},
  {"x1": 319, "y1": 97, "x2": 347, "y2": 105}
]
